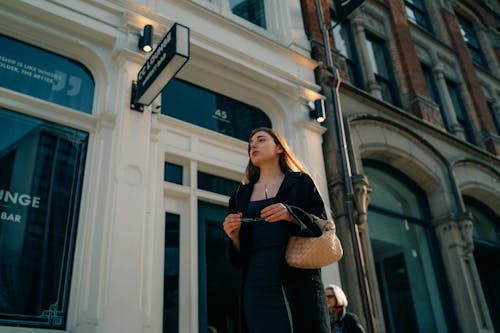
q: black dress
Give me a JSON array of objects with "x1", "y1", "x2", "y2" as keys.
[{"x1": 243, "y1": 198, "x2": 292, "y2": 333}]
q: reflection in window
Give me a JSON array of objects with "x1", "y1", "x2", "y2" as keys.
[
  {"x1": 230, "y1": 0, "x2": 266, "y2": 28},
  {"x1": 0, "y1": 35, "x2": 94, "y2": 114},
  {"x1": 464, "y1": 196, "x2": 500, "y2": 333},
  {"x1": 365, "y1": 35, "x2": 401, "y2": 107},
  {"x1": 164, "y1": 213, "x2": 180, "y2": 333},
  {"x1": 457, "y1": 15, "x2": 489, "y2": 69},
  {"x1": 331, "y1": 20, "x2": 364, "y2": 89},
  {"x1": 161, "y1": 79, "x2": 272, "y2": 141},
  {"x1": 364, "y1": 160, "x2": 452, "y2": 333},
  {"x1": 0, "y1": 107, "x2": 88, "y2": 328},
  {"x1": 404, "y1": 0, "x2": 433, "y2": 32},
  {"x1": 464, "y1": 196, "x2": 499, "y2": 245}
]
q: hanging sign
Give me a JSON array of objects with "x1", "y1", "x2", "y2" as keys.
[{"x1": 131, "y1": 23, "x2": 190, "y2": 111}]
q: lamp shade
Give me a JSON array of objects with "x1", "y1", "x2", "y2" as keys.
[{"x1": 139, "y1": 24, "x2": 153, "y2": 53}]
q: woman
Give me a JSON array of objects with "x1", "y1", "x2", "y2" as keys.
[
  {"x1": 223, "y1": 127, "x2": 330, "y2": 333},
  {"x1": 325, "y1": 284, "x2": 366, "y2": 333}
]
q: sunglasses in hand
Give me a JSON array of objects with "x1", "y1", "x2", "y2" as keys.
[{"x1": 241, "y1": 217, "x2": 265, "y2": 223}]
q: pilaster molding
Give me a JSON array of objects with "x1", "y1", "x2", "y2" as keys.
[
  {"x1": 432, "y1": 212, "x2": 475, "y2": 260},
  {"x1": 352, "y1": 174, "x2": 371, "y2": 225},
  {"x1": 330, "y1": 179, "x2": 347, "y2": 219},
  {"x1": 457, "y1": 213, "x2": 474, "y2": 261}
]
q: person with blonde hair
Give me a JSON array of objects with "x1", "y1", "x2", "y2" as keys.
[
  {"x1": 325, "y1": 284, "x2": 366, "y2": 333},
  {"x1": 223, "y1": 127, "x2": 330, "y2": 333}
]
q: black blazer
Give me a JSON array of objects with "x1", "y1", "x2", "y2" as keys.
[{"x1": 228, "y1": 170, "x2": 331, "y2": 333}]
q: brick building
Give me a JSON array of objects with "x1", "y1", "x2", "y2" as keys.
[{"x1": 300, "y1": 0, "x2": 500, "y2": 332}]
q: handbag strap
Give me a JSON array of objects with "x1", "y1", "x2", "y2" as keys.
[{"x1": 311, "y1": 215, "x2": 336, "y2": 232}]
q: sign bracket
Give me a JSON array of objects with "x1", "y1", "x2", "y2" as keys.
[
  {"x1": 129, "y1": 23, "x2": 190, "y2": 113},
  {"x1": 130, "y1": 81, "x2": 145, "y2": 112}
]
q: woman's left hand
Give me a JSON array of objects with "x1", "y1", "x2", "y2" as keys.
[{"x1": 260, "y1": 203, "x2": 293, "y2": 223}]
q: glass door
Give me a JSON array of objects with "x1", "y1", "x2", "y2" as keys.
[{"x1": 198, "y1": 201, "x2": 240, "y2": 333}]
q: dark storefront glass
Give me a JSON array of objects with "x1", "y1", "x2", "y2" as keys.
[
  {"x1": 163, "y1": 213, "x2": 180, "y2": 333},
  {"x1": 364, "y1": 160, "x2": 453, "y2": 333},
  {"x1": 0, "y1": 108, "x2": 88, "y2": 328},
  {"x1": 198, "y1": 201, "x2": 240, "y2": 333},
  {"x1": 161, "y1": 79, "x2": 272, "y2": 142},
  {"x1": 0, "y1": 35, "x2": 94, "y2": 114}
]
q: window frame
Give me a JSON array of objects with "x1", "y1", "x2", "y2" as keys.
[
  {"x1": 457, "y1": 15, "x2": 489, "y2": 70},
  {"x1": 404, "y1": 0, "x2": 433, "y2": 33},
  {"x1": 421, "y1": 63, "x2": 450, "y2": 130},
  {"x1": 365, "y1": 33, "x2": 402, "y2": 107},
  {"x1": 446, "y1": 79, "x2": 476, "y2": 144},
  {"x1": 331, "y1": 18, "x2": 365, "y2": 89},
  {"x1": 0, "y1": 108, "x2": 89, "y2": 330},
  {"x1": 363, "y1": 159, "x2": 459, "y2": 333},
  {"x1": 229, "y1": 0, "x2": 267, "y2": 29}
]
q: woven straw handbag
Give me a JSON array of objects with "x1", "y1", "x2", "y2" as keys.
[{"x1": 285, "y1": 215, "x2": 343, "y2": 269}]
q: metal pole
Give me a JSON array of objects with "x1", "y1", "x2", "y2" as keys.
[{"x1": 313, "y1": 1, "x2": 376, "y2": 332}]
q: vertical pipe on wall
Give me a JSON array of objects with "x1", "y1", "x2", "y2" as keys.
[{"x1": 313, "y1": 0, "x2": 376, "y2": 332}]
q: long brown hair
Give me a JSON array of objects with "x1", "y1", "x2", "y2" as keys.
[{"x1": 243, "y1": 127, "x2": 307, "y2": 184}]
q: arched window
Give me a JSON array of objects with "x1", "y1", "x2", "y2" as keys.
[
  {"x1": 364, "y1": 160, "x2": 452, "y2": 333},
  {"x1": 464, "y1": 196, "x2": 500, "y2": 332},
  {"x1": 0, "y1": 35, "x2": 95, "y2": 114},
  {"x1": 161, "y1": 79, "x2": 271, "y2": 141}
]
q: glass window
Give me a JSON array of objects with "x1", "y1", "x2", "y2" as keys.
[
  {"x1": 364, "y1": 160, "x2": 452, "y2": 333},
  {"x1": 164, "y1": 212, "x2": 180, "y2": 333},
  {"x1": 198, "y1": 171, "x2": 240, "y2": 196},
  {"x1": 464, "y1": 196, "x2": 499, "y2": 246},
  {"x1": 230, "y1": 0, "x2": 266, "y2": 28},
  {"x1": 365, "y1": 35, "x2": 401, "y2": 107},
  {"x1": 198, "y1": 201, "x2": 240, "y2": 333},
  {"x1": 421, "y1": 64, "x2": 450, "y2": 130},
  {"x1": 446, "y1": 80, "x2": 475, "y2": 144},
  {"x1": 487, "y1": 101, "x2": 500, "y2": 134},
  {"x1": 0, "y1": 35, "x2": 95, "y2": 114},
  {"x1": 0, "y1": 107, "x2": 88, "y2": 328},
  {"x1": 161, "y1": 79, "x2": 272, "y2": 141},
  {"x1": 331, "y1": 19, "x2": 364, "y2": 89},
  {"x1": 165, "y1": 162, "x2": 183, "y2": 185},
  {"x1": 404, "y1": 0, "x2": 433, "y2": 32},
  {"x1": 464, "y1": 196, "x2": 500, "y2": 333},
  {"x1": 457, "y1": 16, "x2": 489, "y2": 69}
]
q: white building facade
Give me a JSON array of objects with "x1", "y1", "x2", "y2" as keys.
[{"x1": 0, "y1": 1, "x2": 340, "y2": 332}]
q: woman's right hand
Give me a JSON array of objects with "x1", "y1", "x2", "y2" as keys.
[{"x1": 223, "y1": 213, "x2": 242, "y2": 245}]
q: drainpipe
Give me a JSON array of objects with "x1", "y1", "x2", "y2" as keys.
[{"x1": 313, "y1": 1, "x2": 376, "y2": 332}]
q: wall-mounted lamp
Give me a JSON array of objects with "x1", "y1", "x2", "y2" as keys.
[
  {"x1": 308, "y1": 99, "x2": 326, "y2": 123},
  {"x1": 138, "y1": 24, "x2": 153, "y2": 53}
]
